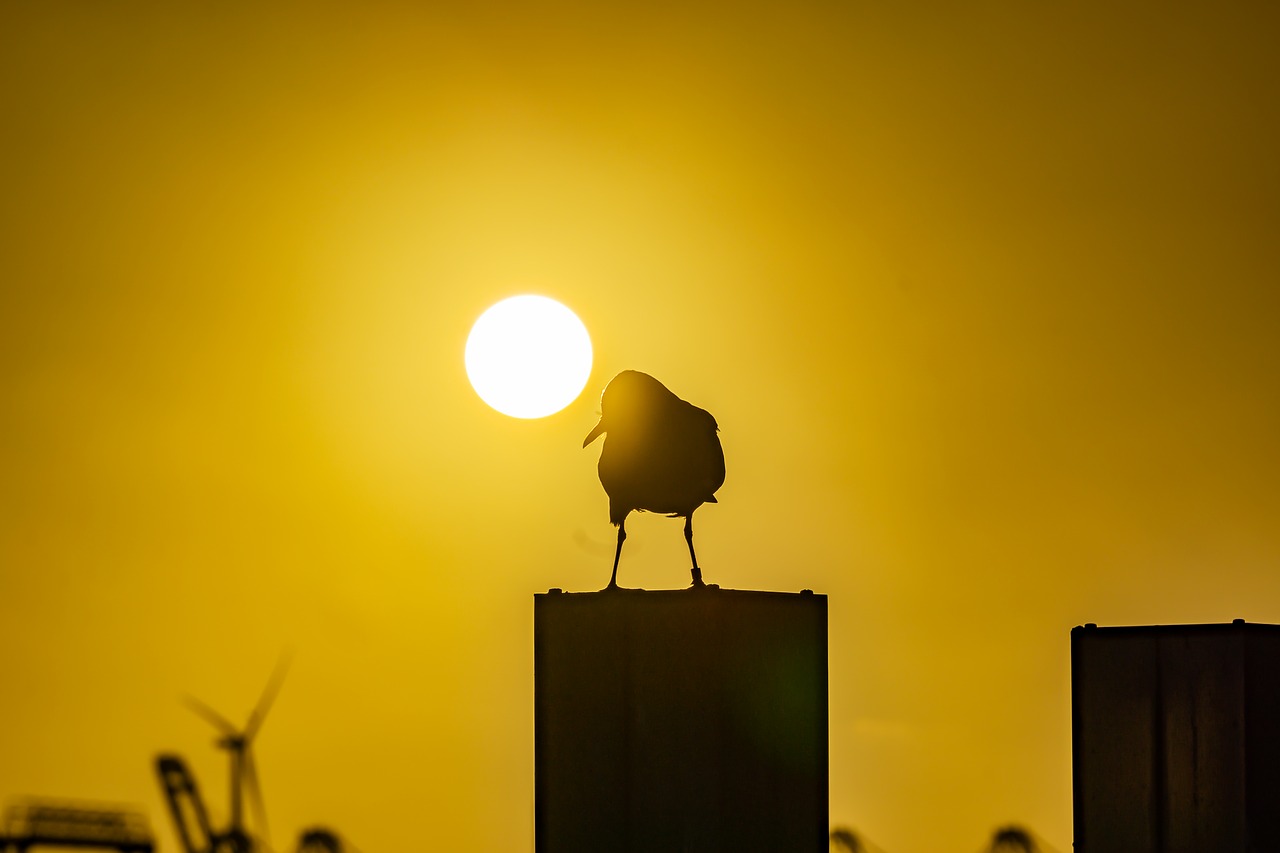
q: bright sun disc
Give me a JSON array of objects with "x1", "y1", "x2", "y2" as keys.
[{"x1": 465, "y1": 295, "x2": 593, "y2": 419}]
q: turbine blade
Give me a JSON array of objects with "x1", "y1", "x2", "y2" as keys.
[
  {"x1": 245, "y1": 649, "x2": 293, "y2": 741},
  {"x1": 182, "y1": 694, "x2": 237, "y2": 735},
  {"x1": 244, "y1": 748, "x2": 271, "y2": 847}
]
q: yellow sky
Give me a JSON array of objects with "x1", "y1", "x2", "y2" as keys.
[{"x1": 2, "y1": 1, "x2": 1279, "y2": 850}]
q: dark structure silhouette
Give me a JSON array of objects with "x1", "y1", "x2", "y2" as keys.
[
  {"x1": 989, "y1": 825, "x2": 1037, "y2": 852},
  {"x1": 155, "y1": 757, "x2": 218, "y2": 853},
  {"x1": 157, "y1": 658, "x2": 351, "y2": 853},
  {"x1": 159, "y1": 657, "x2": 290, "y2": 853},
  {"x1": 583, "y1": 371, "x2": 725, "y2": 590},
  {"x1": 535, "y1": 587, "x2": 827, "y2": 852},
  {"x1": 0, "y1": 799, "x2": 154, "y2": 852},
  {"x1": 829, "y1": 826, "x2": 864, "y2": 852},
  {"x1": 830, "y1": 825, "x2": 894, "y2": 853},
  {"x1": 1072, "y1": 620, "x2": 1280, "y2": 852},
  {"x1": 296, "y1": 828, "x2": 345, "y2": 853}
]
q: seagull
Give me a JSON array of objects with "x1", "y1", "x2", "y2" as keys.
[{"x1": 583, "y1": 371, "x2": 725, "y2": 590}]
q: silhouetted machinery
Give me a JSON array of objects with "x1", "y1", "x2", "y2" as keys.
[
  {"x1": 155, "y1": 756, "x2": 350, "y2": 853},
  {"x1": 0, "y1": 798, "x2": 154, "y2": 852},
  {"x1": 156, "y1": 659, "x2": 351, "y2": 853},
  {"x1": 988, "y1": 825, "x2": 1038, "y2": 853},
  {"x1": 295, "y1": 828, "x2": 342, "y2": 853},
  {"x1": 155, "y1": 756, "x2": 222, "y2": 853}
]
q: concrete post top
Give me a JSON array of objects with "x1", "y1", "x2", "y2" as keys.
[
  {"x1": 1071, "y1": 620, "x2": 1280, "y2": 637},
  {"x1": 538, "y1": 586, "x2": 825, "y2": 599}
]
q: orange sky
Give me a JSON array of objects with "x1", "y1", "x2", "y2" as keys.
[{"x1": 2, "y1": 2, "x2": 1279, "y2": 850}]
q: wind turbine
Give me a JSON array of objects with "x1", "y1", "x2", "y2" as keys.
[{"x1": 183, "y1": 655, "x2": 292, "y2": 853}]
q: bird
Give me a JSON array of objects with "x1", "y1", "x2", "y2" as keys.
[{"x1": 583, "y1": 370, "x2": 725, "y2": 590}]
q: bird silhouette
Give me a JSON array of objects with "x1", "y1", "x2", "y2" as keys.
[{"x1": 583, "y1": 370, "x2": 725, "y2": 590}]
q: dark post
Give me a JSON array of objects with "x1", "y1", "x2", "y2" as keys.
[
  {"x1": 1072, "y1": 620, "x2": 1280, "y2": 852},
  {"x1": 535, "y1": 588, "x2": 828, "y2": 853}
]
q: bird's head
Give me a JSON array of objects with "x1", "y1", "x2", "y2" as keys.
[{"x1": 582, "y1": 370, "x2": 674, "y2": 447}]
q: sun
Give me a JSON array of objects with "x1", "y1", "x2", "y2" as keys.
[{"x1": 465, "y1": 295, "x2": 593, "y2": 419}]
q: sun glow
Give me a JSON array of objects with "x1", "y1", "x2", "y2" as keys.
[{"x1": 465, "y1": 295, "x2": 593, "y2": 419}]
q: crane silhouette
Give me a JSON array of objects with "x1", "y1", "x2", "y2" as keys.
[{"x1": 583, "y1": 370, "x2": 724, "y2": 590}]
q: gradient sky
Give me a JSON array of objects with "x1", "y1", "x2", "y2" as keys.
[{"x1": 2, "y1": 2, "x2": 1279, "y2": 850}]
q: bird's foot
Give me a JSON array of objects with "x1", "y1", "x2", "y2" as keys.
[
  {"x1": 689, "y1": 566, "x2": 705, "y2": 588},
  {"x1": 601, "y1": 581, "x2": 642, "y2": 593}
]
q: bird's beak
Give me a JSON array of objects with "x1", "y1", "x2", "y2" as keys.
[{"x1": 583, "y1": 419, "x2": 605, "y2": 447}]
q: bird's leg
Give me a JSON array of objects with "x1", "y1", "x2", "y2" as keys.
[
  {"x1": 607, "y1": 520, "x2": 627, "y2": 590},
  {"x1": 684, "y1": 514, "x2": 705, "y2": 587}
]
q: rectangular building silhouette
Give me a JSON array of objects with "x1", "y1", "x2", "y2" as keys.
[{"x1": 535, "y1": 587, "x2": 828, "y2": 853}]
